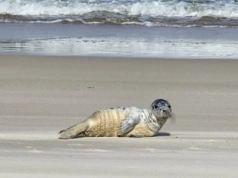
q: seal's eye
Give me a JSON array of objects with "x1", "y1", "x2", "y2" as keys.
[
  {"x1": 154, "y1": 105, "x2": 158, "y2": 109},
  {"x1": 168, "y1": 105, "x2": 171, "y2": 108}
]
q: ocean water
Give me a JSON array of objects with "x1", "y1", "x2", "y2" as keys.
[
  {"x1": 0, "y1": 0, "x2": 238, "y2": 58},
  {"x1": 1, "y1": 0, "x2": 238, "y2": 27},
  {"x1": 1, "y1": 23, "x2": 238, "y2": 59}
]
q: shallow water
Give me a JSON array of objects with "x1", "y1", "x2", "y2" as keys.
[{"x1": 0, "y1": 23, "x2": 238, "y2": 59}]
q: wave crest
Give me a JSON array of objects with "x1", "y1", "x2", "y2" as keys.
[{"x1": 1, "y1": 0, "x2": 238, "y2": 27}]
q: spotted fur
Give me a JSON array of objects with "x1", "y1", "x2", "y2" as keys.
[{"x1": 59, "y1": 99, "x2": 173, "y2": 139}]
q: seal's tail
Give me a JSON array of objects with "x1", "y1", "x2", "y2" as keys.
[{"x1": 58, "y1": 121, "x2": 89, "y2": 139}]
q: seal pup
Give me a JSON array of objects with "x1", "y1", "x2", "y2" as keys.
[{"x1": 59, "y1": 99, "x2": 173, "y2": 139}]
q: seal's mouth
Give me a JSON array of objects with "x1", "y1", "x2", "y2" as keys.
[{"x1": 159, "y1": 109, "x2": 171, "y2": 118}]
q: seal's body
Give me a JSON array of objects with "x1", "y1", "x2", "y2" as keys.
[{"x1": 59, "y1": 99, "x2": 173, "y2": 139}]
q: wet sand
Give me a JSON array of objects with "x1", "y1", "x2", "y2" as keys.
[
  {"x1": 1, "y1": 23, "x2": 238, "y2": 59},
  {"x1": 0, "y1": 56, "x2": 238, "y2": 177}
]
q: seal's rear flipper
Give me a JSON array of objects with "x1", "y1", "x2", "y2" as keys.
[{"x1": 58, "y1": 122, "x2": 89, "y2": 139}]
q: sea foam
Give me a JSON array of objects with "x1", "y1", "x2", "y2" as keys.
[
  {"x1": 0, "y1": 0, "x2": 238, "y2": 26},
  {"x1": 0, "y1": 0, "x2": 238, "y2": 17}
]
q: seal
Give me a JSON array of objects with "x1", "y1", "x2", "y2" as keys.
[{"x1": 59, "y1": 99, "x2": 173, "y2": 139}]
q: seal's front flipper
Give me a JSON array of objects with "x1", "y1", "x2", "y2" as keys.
[
  {"x1": 118, "y1": 110, "x2": 140, "y2": 136},
  {"x1": 59, "y1": 121, "x2": 89, "y2": 139}
]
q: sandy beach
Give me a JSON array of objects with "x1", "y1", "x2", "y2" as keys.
[{"x1": 0, "y1": 56, "x2": 238, "y2": 177}]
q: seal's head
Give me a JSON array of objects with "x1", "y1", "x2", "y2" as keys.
[{"x1": 150, "y1": 99, "x2": 172, "y2": 119}]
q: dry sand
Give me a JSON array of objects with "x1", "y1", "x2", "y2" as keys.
[{"x1": 0, "y1": 56, "x2": 238, "y2": 177}]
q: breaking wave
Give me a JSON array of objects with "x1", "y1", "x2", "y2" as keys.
[{"x1": 1, "y1": 0, "x2": 238, "y2": 27}]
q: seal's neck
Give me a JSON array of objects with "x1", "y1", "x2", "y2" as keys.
[
  {"x1": 145, "y1": 110, "x2": 168, "y2": 134},
  {"x1": 144, "y1": 111, "x2": 159, "y2": 133}
]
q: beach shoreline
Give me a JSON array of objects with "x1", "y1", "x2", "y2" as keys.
[
  {"x1": 1, "y1": 0, "x2": 238, "y2": 176},
  {"x1": 1, "y1": 23, "x2": 238, "y2": 59}
]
